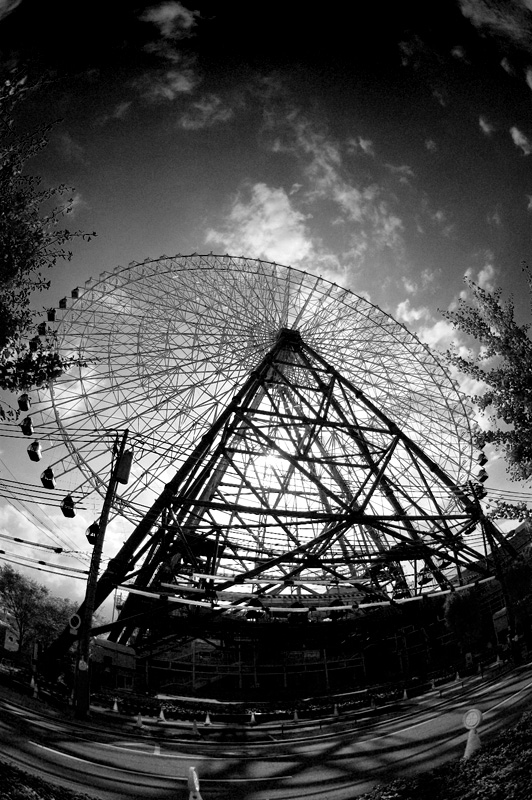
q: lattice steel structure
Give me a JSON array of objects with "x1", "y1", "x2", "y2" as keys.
[{"x1": 30, "y1": 255, "x2": 508, "y2": 660}]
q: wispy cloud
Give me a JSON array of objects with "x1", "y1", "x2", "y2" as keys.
[
  {"x1": 358, "y1": 137, "x2": 375, "y2": 157},
  {"x1": 140, "y1": 2, "x2": 199, "y2": 38},
  {"x1": 479, "y1": 116, "x2": 494, "y2": 135},
  {"x1": 0, "y1": 0, "x2": 22, "y2": 22},
  {"x1": 97, "y1": 101, "x2": 133, "y2": 126},
  {"x1": 266, "y1": 111, "x2": 406, "y2": 268},
  {"x1": 510, "y1": 125, "x2": 532, "y2": 155},
  {"x1": 451, "y1": 45, "x2": 469, "y2": 61},
  {"x1": 425, "y1": 139, "x2": 438, "y2": 152},
  {"x1": 178, "y1": 94, "x2": 234, "y2": 129},
  {"x1": 384, "y1": 163, "x2": 415, "y2": 183},
  {"x1": 459, "y1": 0, "x2": 532, "y2": 51},
  {"x1": 136, "y1": 2, "x2": 201, "y2": 102},
  {"x1": 137, "y1": 63, "x2": 199, "y2": 101}
]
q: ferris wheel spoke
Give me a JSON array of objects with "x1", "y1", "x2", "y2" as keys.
[{"x1": 26, "y1": 254, "x2": 485, "y2": 614}]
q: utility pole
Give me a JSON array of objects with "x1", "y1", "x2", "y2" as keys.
[{"x1": 74, "y1": 429, "x2": 130, "y2": 719}]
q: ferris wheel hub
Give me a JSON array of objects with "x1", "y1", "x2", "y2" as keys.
[{"x1": 276, "y1": 327, "x2": 302, "y2": 345}]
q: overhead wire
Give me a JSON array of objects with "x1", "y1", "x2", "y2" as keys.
[
  {"x1": 0, "y1": 456, "x2": 85, "y2": 556},
  {"x1": 0, "y1": 553, "x2": 88, "y2": 580}
]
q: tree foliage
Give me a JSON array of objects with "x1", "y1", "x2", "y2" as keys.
[
  {"x1": 0, "y1": 66, "x2": 93, "y2": 402},
  {"x1": 0, "y1": 564, "x2": 78, "y2": 655},
  {"x1": 443, "y1": 267, "x2": 532, "y2": 482}
]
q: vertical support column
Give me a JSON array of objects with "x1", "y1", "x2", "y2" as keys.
[{"x1": 74, "y1": 430, "x2": 129, "y2": 719}]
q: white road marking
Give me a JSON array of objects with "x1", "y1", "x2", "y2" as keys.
[{"x1": 29, "y1": 741, "x2": 292, "y2": 782}]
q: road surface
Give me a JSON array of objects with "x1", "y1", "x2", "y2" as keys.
[{"x1": 1, "y1": 665, "x2": 532, "y2": 800}]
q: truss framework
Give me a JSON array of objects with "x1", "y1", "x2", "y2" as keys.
[
  {"x1": 75, "y1": 327, "x2": 498, "y2": 648},
  {"x1": 35, "y1": 256, "x2": 511, "y2": 660}
]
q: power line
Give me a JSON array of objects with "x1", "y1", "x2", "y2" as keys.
[{"x1": 0, "y1": 551, "x2": 89, "y2": 577}]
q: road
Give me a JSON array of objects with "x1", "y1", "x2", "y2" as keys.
[{"x1": 2, "y1": 665, "x2": 532, "y2": 800}]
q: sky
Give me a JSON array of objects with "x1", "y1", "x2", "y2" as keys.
[{"x1": 1, "y1": 0, "x2": 532, "y2": 608}]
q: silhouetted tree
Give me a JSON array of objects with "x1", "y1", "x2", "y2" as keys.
[
  {"x1": 0, "y1": 65, "x2": 93, "y2": 404},
  {"x1": 0, "y1": 564, "x2": 78, "y2": 655}
]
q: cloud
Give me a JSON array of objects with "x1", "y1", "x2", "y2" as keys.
[
  {"x1": 451, "y1": 45, "x2": 469, "y2": 61},
  {"x1": 464, "y1": 257, "x2": 496, "y2": 291},
  {"x1": 136, "y1": 2, "x2": 201, "y2": 101},
  {"x1": 526, "y1": 67, "x2": 532, "y2": 90},
  {"x1": 477, "y1": 261, "x2": 496, "y2": 289},
  {"x1": 140, "y1": 2, "x2": 199, "y2": 38},
  {"x1": 510, "y1": 125, "x2": 532, "y2": 154},
  {"x1": 60, "y1": 192, "x2": 87, "y2": 219},
  {"x1": 417, "y1": 318, "x2": 459, "y2": 350},
  {"x1": 137, "y1": 64, "x2": 199, "y2": 101},
  {"x1": 0, "y1": 0, "x2": 21, "y2": 22},
  {"x1": 178, "y1": 94, "x2": 234, "y2": 129},
  {"x1": 96, "y1": 100, "x2": 133, "y2": 127},
  {"x1": 479, "y1": 116, "x2": 494, "y2": 135},
  {"x1": 425, "y1": 139, "x2": 438, "y2": 152},
  {"x1": 459, "y1": 0, "x2": 532, "y2": 51},
  {"x1": 204, "y1": 181, "x2": 347, "y2": 285},
  {"x1": 358, "y1": 137, "x2": 375, "y2": 157},
  {"x1": 205, "y1": 182, "x2": 315, "y2": 266},
  {"x1": 395, "y1": 299, "x2": 431, "y2": 325},
  {"x1": 384, "y1": 163, "x2": 415, "y2": 183},
  {"x1": 527, "y1": 195, "x2": 532, "y2": 211},
  {"x1": 270, "y1": 112, "x2": 406, "y2": 262},
  {"x1": 402, "y1": 278, "x2": 418, "y2": 294},
  {"x1": 111, "y1": 101, "x2": 132, "y2": 120}
]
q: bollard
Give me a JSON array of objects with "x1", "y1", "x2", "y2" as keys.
[
  {"x1": 462, "y1": 708, "x2": 483, "y2": 759},
  {"x1": 455, "y1": 672, "x2": 461, "y2": 682},
  {"x1": 293, "y1": 709, "x2": 299, "y2": 723},
  {"x1": 333, "y1": 703, "x2": 339, "y2": 717},
  {"x1": 192, "y1": 719, "x2": 200, "y2": 737},
  {"x1": 204, "y1": 711, "x2": 211, "y2": 726},
  {"x1": 188, "y1": 766, "x2": 203, "y2": 800},
  {"x1": 136, "y1": 712, "x2": 143, "y2": 728},
  {"x1": 112, "y1": 698, "x2": 119, "y2": 713},
  {"x1": 463, "y1": 727, "x2": 481, "y2": 759},
  {"x1": 250, "y1": 711, "x2": 256, "y2": 725},
  {"x1": 33, "y1": 683, "x2": 38, "y2": 699},
  {"x1": 403, "y1": 688, "x2": 408, "y2": 700},
  {"x1": 158, "y1": 707, "x2": 166, "y2": 723}
]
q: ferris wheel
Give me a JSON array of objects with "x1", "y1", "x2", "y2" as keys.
[{"x1": 23, "y1": 254, "x2": 492, "y2": 616}]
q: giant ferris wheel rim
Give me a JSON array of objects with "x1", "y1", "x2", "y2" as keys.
[{"x1": 31, "y1": 253, "x2": 475, "y2": 522}]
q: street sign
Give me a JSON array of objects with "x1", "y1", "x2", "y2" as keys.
[
  {"x1": 69, "y1": 614, "x2": 82, "y2": 634},
  {"x1": 463, "y1": 708, "x2": 483, "y2": 729}
]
